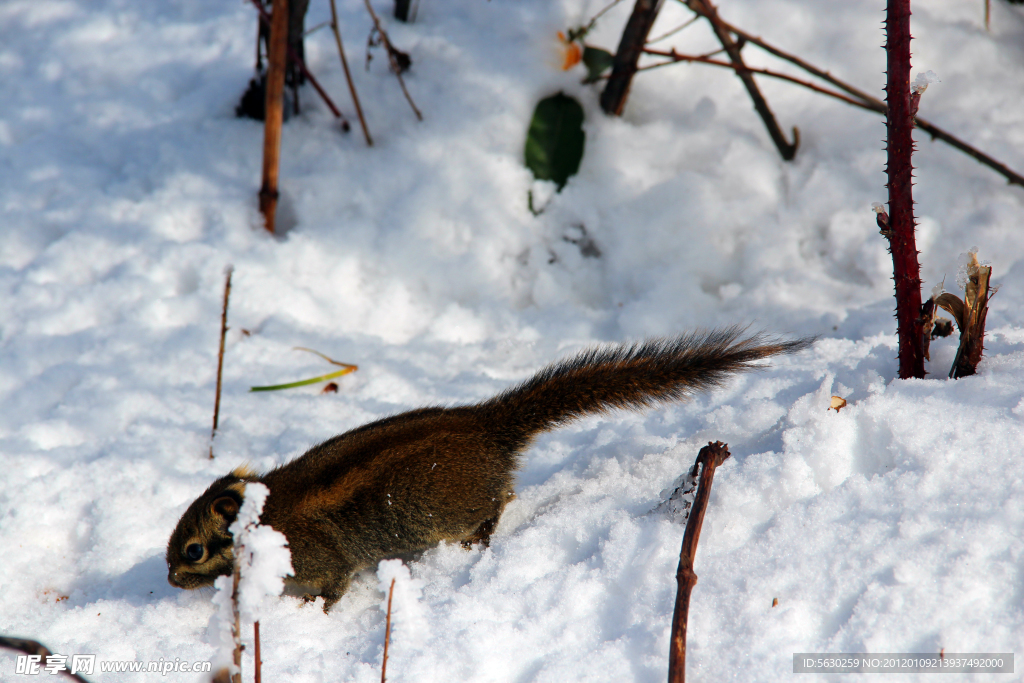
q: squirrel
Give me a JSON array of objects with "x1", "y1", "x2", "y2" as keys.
[{"x1": 167, "y1": 327, "x2": 810, "y2": 612}]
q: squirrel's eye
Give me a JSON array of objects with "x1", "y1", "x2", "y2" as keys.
[{"x1": 185, "y1": 543, "x2": 204, "y2": 562}]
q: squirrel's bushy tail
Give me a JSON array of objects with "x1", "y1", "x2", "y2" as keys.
[{"x1": 479, "y1": 327, "x2": 811, "y2": 447}]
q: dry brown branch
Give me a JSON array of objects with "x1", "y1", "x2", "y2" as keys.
[
  {"x1": 911, "y1": 116, "x2": 1024, "y2": 188},
  {"x1": 210, "y1": 266, "x2": 233, "y2": 459},
  {"x1": 646, "y1": 15, "x2": 700, "y2": 45},
  {"x1": 248, "y1": 0, "x2": 350, "y2": 127},
  {"x1": 254, "y1": 621, "x2": 262, "y2": 683},
  {"x1": 677, "y1": 3, "x2": 1024, "y2": 187},
  {"x1": 642, "y1": 52, "x2": 1024, "y2": 187},
  {"x1": 258, "y1": 0, "x2": 288, "y2": 234},
  {"x1": 668, "y1": 441, "x2": 731, "y2": 683},
  {"x1": 691, "y1": 0, "x2": 797, "y2": 160},
  {"x1": 639, "y1": 49, "x2": 873, "y2": 109},
  {"x1": 381, "y1": 578, "x2": 396, "y2": 683},
  {"x1": 364, "y1": 0, "x2": 422, "y2": 120},
  {"x1": 690, "y1": 9, "x2": 885, "y2": 105},
  {"x1": 0, "y1": 637, "x2": 92, "y2": 683},
  {"x1": 330, "y1": 0, "x2": 372, "y2": 145}
]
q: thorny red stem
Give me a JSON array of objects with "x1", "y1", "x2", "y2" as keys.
[{"x1": 885, "y1": 0, "x2": 925, "y2": 379}]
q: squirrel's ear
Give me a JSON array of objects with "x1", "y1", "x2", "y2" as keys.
[{"x1": 211, "y1": 496, "x2": 240, "y2": 522}]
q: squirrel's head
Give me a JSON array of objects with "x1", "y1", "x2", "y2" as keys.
[{"x1": 166, "y1": 467, "x2": 258, "y2": 590}]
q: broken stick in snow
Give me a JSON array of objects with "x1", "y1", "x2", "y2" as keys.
[
  {"x1": 668, "y1": 441, "x2": 731, "y2": 683},
  {"x1": 254, "y1": 621, "x2": 262, "y2": 683},
  {"x1": 933, "y1": 251, "x2": 994, "y2": 378},
  {"x1": 381, "y1": 578, "x2": 396, "y2": 683}
]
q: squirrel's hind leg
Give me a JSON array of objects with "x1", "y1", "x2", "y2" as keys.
[{"x1": 459, "y1": 491, "x2": 516, "y2": 549}]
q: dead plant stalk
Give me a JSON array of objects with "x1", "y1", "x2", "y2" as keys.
[
  {"x1": 210, "y1": 266, "x2": 233, "y2": 459},
  {"x1": 363, "y1": 0, "x2": 422, "y2": 120},
  {"x1": 258, "y1": 0, "x2": 289, "y2": 234},
  {"x1": 248, "y1": 0, "x2": 349, "y2": 126},
  {"x1": 230, "y1": 565, "x2": 242, "y2": 683},
  {"x1": 381, "y1": 578, "x2": 396, "y2": 683},
  {"x1": 638, "y1": 46, "x2": 1024, "y2": 187},
  {"x1": 254, "y1": 621, "x2": 262, "y2": 683},
  {"x1": 668, "y1": 441, "x2": 731, "y2": 683},
  {"x1": 689, "y1": 0, "x2": 797, "y2": 159},
  {"x1": 672, "y1": 0, "x2": 1024, "y2": 185},
  {"x1": 329, "y1": 0, "x2": 373, "y2": 145}
]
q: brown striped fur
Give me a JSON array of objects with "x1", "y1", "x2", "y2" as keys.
[{"x1": 167, "y1": 327, "x2": 810, "y2": 611}]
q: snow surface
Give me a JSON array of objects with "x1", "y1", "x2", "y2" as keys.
[
  {"x1": 226, "y1": 482, "x2": 292, "y2": 625},
  {"x1": 211, "y1": 482, "x2": 291, "y2": 674},
  {"x1": 2, "y1": 0, "x2": 1024, "y2": 681}
]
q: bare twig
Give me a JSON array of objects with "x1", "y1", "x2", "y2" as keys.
[
  {"x1": 0, "y1": 637, "x2": 92, "y2": 683},
  {"x1": 692, "y1": 0, "x2": 798, "y2": 160},
  {"x1": 668, "y1": 441, "x2": 731, "y2": 683},
  {"x1": 638, "y1": 49, "x2": 878, "y2": 109},
  {"x1": 248, "y1": 0, "x2": 351, "y2": 128},
  {"x1": 329, "y1": 0, "x2": 373, "y2": 145},
  {"x1": 254, "y1": 621, "x2": 262, "y2": 683},
  {"x1": 231, "y1": 565, "x2": 242, "y2": 683},
  {"x1": 364, "y1": 0, "x2": 423, "y2": 120},
  {"x1": 684, "y1": 8, "x2": 1024, "y2": 187},
  {"x1": 641, "y1": 43, "x2": 1024, "y2": 187},
  {"x1": 304, "y1": 19, "x2": 331, "y2": 36},
  {"x1": 381, "y1": 578, "x2": 396, "y2": 683},
  {"x1": 210, "y1": 266, "x2": 233, "y2": 459},
  {"x1": 589, "y1": 0, "x2": 626, "y2": 27},
  {"x1": 646, "y1": 15, "x2": 700, "y2": 44},
  {"x1": 695, "y1": 10, "x2": 889, "y2": 105},
  {"x1": 912, "y1": 116, "x2": 1024, "y2": 187}
]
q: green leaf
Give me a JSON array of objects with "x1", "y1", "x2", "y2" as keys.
[
  {"x1": 524, "y1": 93, "x2": 585, "y2": 191},
  {"x1": 582, "y1": 46, "x2": 614, "y2": 84}
]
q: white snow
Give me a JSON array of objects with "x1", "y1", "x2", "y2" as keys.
[
  {"x1": 210, "y1": 482, "x2": 292, "y2": 674},
  {"x1": 957, "y1": 246, "x2": 982, "y2": 290},
  {"x1": 2, "y1": 0, "x2": 1024, "y2": 681},
  {"x1": 911, "y1": 70, "x2": 940, "y2": 95},
  {"x1": 228, "y1": 482, "x2": 293, "y2": 624},
  {"x1": 209, "y1": 574, "x2": 239, "y2": 676},
  {"x1": 376, "y1": 560, "x2": 429, "y2": 652}
]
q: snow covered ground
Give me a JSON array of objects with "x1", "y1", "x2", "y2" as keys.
[{"x1": 2, "y1": 0, "x2": 1023, "y2": 680}]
